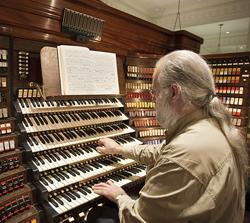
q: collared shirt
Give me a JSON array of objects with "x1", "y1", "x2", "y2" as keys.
[{"x1": 118, "y1": 109, "x2": 245, "y2": 223}]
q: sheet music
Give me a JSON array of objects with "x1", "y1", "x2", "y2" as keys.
[{"x1": 58, "y1": 45, "x2": 119, "y2": 95}]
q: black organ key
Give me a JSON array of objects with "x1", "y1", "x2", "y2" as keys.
[
  {"x1": 42, "y1": 116, "x2": 49, "y2": 125},
  {"x1": 55, "y1": 172, "x2": 65, "y2": 180},
  {"x1": 70, "y1": 130, "x2": 78, "y2": 138},
  {"x1": 52, "y1": 133, "x2": 60, "y2": 141},
  {"x1": 45, "y1": 100, "x2": 50, "y2": 107},
  {"x1": 55, "y1": 197, "x2": 64, "y2": 205},
  {"x1": 64, "y1": 151, "x2": 71, "y2": 158},
  {"x1": 74, "y1": 130, "x2": 83, "y2": 137},
  {"x1": 62, "y1": 193, "x2": 71, "y2": 202},
  {"x1": 30, "y1": 98, "x2": 36, "y2": 107},
  {"x1": 47, "y1": 134, "x2": 57, "y2": 144},
  {"x1": 84, "y1": 113, "x2": 91, "y2": 120},
  {"x1": 57, "y1": 114, "x2": 64, "y2": 123},
  {"x1": 45, "y1": 176, "x2": 53, "y2": 184},
  {"x1": 61, "y1": 114, "x2": 69, "y2": 122},
  {"x1": 27, "y1": 137, "x2": 34, "y2": 146},
  {"x1": 58, "y1": 151, "x2": 67, "y2": 159},
  {"x1": 27, "y1": 116, "x2": 34, "y2": 126},
  {"x1": 36, "y1": 156, "x2": 45, "y2": 165},
  {"x1": 35, "y1": 99, "x2": 41, "y2": 108},
  {"x1": 37, "y1": 116, "x2": 44, "y2": 125},
  {"x1": 71, "y1": 190, "x2": 81, "y2": 198},
  {"x1": 31, "y1": 136, "x2": 39, "y2": 145},
  {"x1": 61, "y1": 171, "x2": 70, "y2": 179},
  {"x1": 84, "y1": 165, "x2": 93, "y2": 171},
  {"x1": 78, "y1": 188, "x2": 87, "y2": 195},
  {"x1": 41, "y1": 135, "x2": 49, "y2": 143},
  {"x1": 33, "y1": 157, "x2": 40, "y2": 165},
  {"x1": 67, "y1": 169, "x2": 76, "y2": 177},
  {"x1": 72, "y1": 148, "x2": 81, "y2": 156},
  {"x1": 40, "y1": 177, "x2": 49, "y2": 186},
  {"x1": 65, "y1": 113, "x2": 73, "y2": 122},
  {"x1": 47, "y1": 115, "x2": 55, "y2": 124},
  {"x1": 78, "y1": 167, "x2": 87, "y2": 173},
  {"x1": 49, "y1": 154, "x2": 57, "y2": 162},
  {"x1": 72, "y1": 113, "x2": 79, "y2": 121},
  {"x1": 52, "y1": 174, "x2": 61, "y2": 182},
  {"x1": 81, "y1": 186, "x2": 91, "y2": 194},
  {"x1": 67, "y1": 191, "x2": 76, "y2": 200},
  {"x1": 56, "y1": 132, "x2": 64, "y2": 141},
  {"x1": 44, "y1": 154, "x2": 52, "y2": 163},
  {"x1": 69, "y1": 149, "x2": 77, "y2": 156},
  {"x1": 62, "y1": 131, "x2": 70, "y2": 139},
  {"x1": 51, "y1": 198, "x2": 59, "y2": 207},
  {"x1": 52, "y1": 115, "x2": 59, "y2": 123},
  {"x1": 39, "y1": 99, "x2": 45, "y2": 107},
  {"x1": 53, "y1": 152, "x2": 61, "y2": 161},
  {"x1": 71, "y1": 168, "x2": 80, "y2": 175},
  {"x1": 78, "y1": 129, "x2": 86, "y2": 137},
  {"x1": 23, "y1": 118, "x2": 30, "y2": 127},
  {"x1": 19, "y1": 99, "x2": 25, "y2": 108},
  {"x1": 33, "y1": 116, "x2": 40, "y2": 125}
]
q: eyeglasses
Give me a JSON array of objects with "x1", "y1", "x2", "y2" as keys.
[
  {"x1": 149, "y1": 89, "x2": 156, "y2": 96},
  {"x1": 150, "y1": 88, "x2": 158, "y2": 99}
]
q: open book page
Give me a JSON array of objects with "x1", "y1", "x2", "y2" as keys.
[
  {"x1": 58, "y1": 45, "x2": 90, "y2": 95},
  {"x1": 86, "y1": 50, "x2": 119, "y2": 94},
  {"x1": 57, "y1": 45, "x2": 119, "y2": 95}
]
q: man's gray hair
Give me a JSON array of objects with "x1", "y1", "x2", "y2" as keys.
[{"x1": 156, "y1": 50, "x2": 248, "y2": 187}]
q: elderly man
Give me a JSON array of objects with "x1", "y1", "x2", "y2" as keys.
[{"x1": 92, "y1": 50, "x2": 248, "y2": 223}]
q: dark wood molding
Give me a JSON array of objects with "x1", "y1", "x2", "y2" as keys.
[{"x1": 0, "y1": 0, "x2": 203, "y2": 55}]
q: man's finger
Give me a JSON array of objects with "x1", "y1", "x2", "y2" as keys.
[
  {"x1": 92, "y1": 183, "x2": 108, "y2": 188},
  {"x1": 106, "y1": 180, "x2": 114, "y2": 185},
  {"x1": 92, "y1": 188, "x2": 104, "y2": 195},
  {"x1": 96, "y1": 146, "x2": 104, "y2": 153},
  {"x1": 98, "y1": 138, "x2": 106, "y2": 145}
]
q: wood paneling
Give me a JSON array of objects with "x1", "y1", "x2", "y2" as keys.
[{"x1": 0, "y1": 0, "x2": 203, "y2": 56}]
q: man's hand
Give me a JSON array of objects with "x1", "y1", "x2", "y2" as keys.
[
  {"x1": 97, "y1": 138, "x2": 123, "y2": 155},
  {"x1": 92, "y1": 180, "x2": 126, "y2": 203}
]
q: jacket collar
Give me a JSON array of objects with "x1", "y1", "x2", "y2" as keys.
[{"x1": 165, "y1": 109, "x2": 209, "y2": 144}]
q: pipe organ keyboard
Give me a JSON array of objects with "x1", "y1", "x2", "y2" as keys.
[{"x1": 15, "y1": 95, "x2": 145, "y2": 223}]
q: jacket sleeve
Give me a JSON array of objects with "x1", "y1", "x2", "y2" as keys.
[
  {"x1": 119, "y1": 144, "x2": 163, "y2": 166},
  {"x1": 117, "y1": 158, "x2": 204, "y2": 223}
]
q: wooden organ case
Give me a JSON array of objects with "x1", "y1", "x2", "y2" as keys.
[{"x1": 0, "y1": 0, "x2": 203, "y2": 222}]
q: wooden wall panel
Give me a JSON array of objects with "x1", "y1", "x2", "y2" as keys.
[{"x1": 0, "y1": 0, "x2": 203, "y2": 56}]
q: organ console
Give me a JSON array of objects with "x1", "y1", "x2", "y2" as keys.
[
  {"x1": 0, "y1": 1, "x2": 203, "y2": 222},
  {"x1": 15, "y1": 95, "x2": 146, "y2": 223}
]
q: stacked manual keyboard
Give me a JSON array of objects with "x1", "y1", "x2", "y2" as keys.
[{"x1": 14, "y1": 95, "x2": 146, "y2": 223}]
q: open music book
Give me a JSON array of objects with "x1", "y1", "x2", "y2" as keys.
[{"x1": 40, "y1": 45, "x2": 119, "y2": 96}]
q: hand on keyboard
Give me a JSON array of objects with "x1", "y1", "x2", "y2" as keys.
[
  {"x1": 92, "y1": 180, "x2": 126, "y2": 203},
  {"x1": 97, "y1": 138, "x2": 123, "y2": 155}
]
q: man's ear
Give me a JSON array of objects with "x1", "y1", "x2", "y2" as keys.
[{"x1": 170, "y1": 84, "x2": 182, "y2": 101}]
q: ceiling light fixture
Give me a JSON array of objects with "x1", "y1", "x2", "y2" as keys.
[
  {"x1": 217, "y1": 23, "x2": 223, "y2": 52},
  {"x1": 226, "y1": 31, "x2": 230, "y2": 34},
  {"x1": 173, "y1": 0, "x2": 182, "y2": 30}
]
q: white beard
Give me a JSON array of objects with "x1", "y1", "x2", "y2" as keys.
[{"x1": 156, "y1": 98, "x2": 179, "y2": 130}]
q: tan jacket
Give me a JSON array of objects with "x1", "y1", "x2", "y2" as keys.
[{"x1": 118, "y1": 110, "x2": 245, "y2": 223}]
